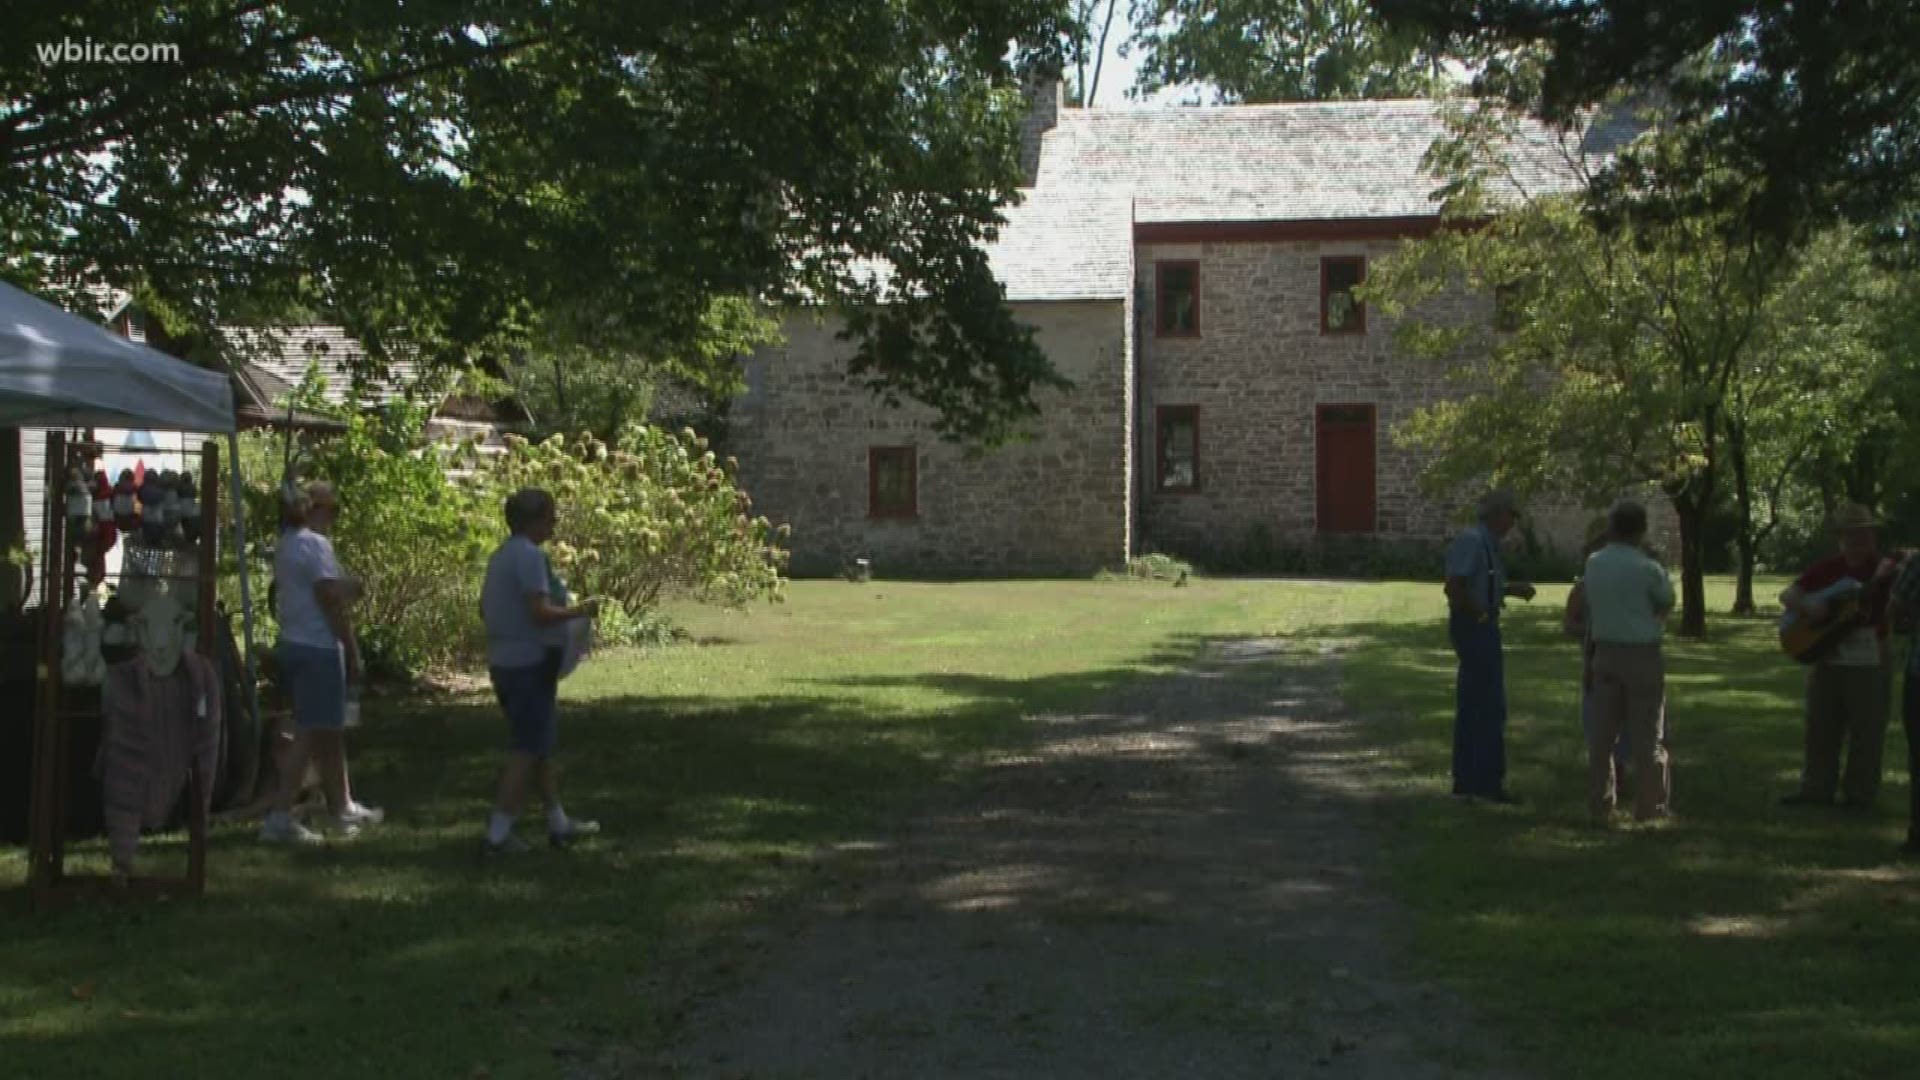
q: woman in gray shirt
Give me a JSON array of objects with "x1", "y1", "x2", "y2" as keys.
[{"x1": 479, "y1": 487, "x2": 600, "y2": 854}]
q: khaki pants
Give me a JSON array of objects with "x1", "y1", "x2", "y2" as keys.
[
  {"x1": 1590, "y1": 642, "x2": 1668, "y2": 820},
  {"x1": 1800, "y1": 661, "x2": 1891, "y2": 805}
]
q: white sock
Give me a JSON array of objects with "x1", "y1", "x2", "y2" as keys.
[
  {"x1": 264, "y1": 810, "x2": 290, "y2": 828},
  {"x1": 546, "y1": 803, "x2": 570, "y2": 833},
  {"x1": 486, "y1": 811, "x2": 516, "y2": 845}
]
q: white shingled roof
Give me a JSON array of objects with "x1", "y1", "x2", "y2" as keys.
[
  {"x1": 987, "y1": 185, "x2": 1133, "y2": 301},
  {"x1": 218, "y1": 325, "x2": 424, "y2": 406},
  {"x1": 1033, "y1": 98, "x2": 1631, "y2": 225}
]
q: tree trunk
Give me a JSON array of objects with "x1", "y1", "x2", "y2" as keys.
[
  {"x1": 0, "y1": 428, "x2": 23, "y2": 612},
  {"x1": 1675, "y1": 493, "x2": 1709, "y2": 638},
  {"x1": 1729, "y1": 420, "x2": 1756, "y2": 614}
]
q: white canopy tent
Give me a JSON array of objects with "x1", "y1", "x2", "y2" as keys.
[
  {"x1": 0, "y1": 282, "x2": 235, "y2": 431},
  {"x1": 0, "y1": 281, "x2": 259, "y2": 738}
]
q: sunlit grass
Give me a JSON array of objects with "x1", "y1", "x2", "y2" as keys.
[{"x1": 5, "y1": 575, "x2": 1910, "y2": 1079}]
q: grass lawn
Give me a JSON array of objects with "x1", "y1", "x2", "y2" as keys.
[
  {"x1": 3, "y1": 576, "x2": 1916, "y2": 1079},
  {"x1": 1338, "y1": 575, "x2": 1920, "y2": 1080},
  {"x1": 0, "y1": 578, "x2": 1375, "y2": 1079}
]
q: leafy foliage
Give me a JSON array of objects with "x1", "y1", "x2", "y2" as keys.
[
  {"x1": 487, "y1": 426, "x2": 789, "y2": 619},
  {"x1": 1364, "y1": 105, "x2": 1890, "y2": 632},
  {"x1": 295, "y1": 403, "x2": 498, "y2": 673},
  {"x1": 1126, "y1": 0, "x2": 1455, "y2": 102},
  {"x1": 510, "y1": 297, "x2": 780, "y2": 441},
  {"x1": 3, "y1": 0, "x2": 1074, "y2": 445},
  {"x1": 1373, "y1": 0, "x2": 1920, "y2": 234},
  {"x1": 235, "y1": 384, "x2": 785, "y2": 673}
]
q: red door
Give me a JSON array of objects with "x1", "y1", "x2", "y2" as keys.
[{"x1": 1316, "y1": 404, "x2": 1376, "y2": 534}]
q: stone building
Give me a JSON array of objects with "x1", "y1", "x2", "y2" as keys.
[{"x1": 730, "y1": 86, "x2": 1653, "y2": 576}]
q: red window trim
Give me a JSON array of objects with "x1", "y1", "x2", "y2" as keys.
[
  {"x1": 1154, "y1": 260, "x2": 1201, "y2": 338},
  {"x1": 1155, "y1": 405, "x2": 1201, "y2": 493},
  {"x1": 1314, "y1": 402, "x2": 1377, "y2": 534},
  {"x1": 868, "y1": 446, "x2": 917, "y2": 520},
  {"x1": 1320, "y1": 256, "x2": 1367, "y2": 336},
  {"x1": 1135, "y1": 216, "x2": 1449, "y2": 244}
]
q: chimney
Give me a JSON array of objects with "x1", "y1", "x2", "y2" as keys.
[{"x1": 1017, "y1": 75, "x2": 1063, "y2": 187}]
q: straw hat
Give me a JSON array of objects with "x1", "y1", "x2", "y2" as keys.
[{"x1": 1831, "y1": 503, "x2": 1879, "y2": 532}]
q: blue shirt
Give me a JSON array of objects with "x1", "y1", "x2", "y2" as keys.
[
  {"x1": 481, "y1": 535, "x2": 554, "y2": 668},
  {"x1": 1445, "y1": 523, "x2": 1506, "y2": 615}
]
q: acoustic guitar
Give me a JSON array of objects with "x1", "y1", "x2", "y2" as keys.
[{"x1": 1778, "y1": 578, "x2": 1868, "y2": 664}]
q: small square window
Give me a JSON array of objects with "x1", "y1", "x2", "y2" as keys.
[
  {"x1": 868, "y1": 447, "x2": 916, "y2": 518},
  {"x1": 1321, "y1": 257, "x2": 1366, "y2": 335},
  {"x1": 1156, "y1": 261, "x2": 1200, "y2": 337},
  {"x1": 1493, "y1": 280, "x2": 1525, "y2": 332},
  {"x1": 1156, "y1": 406, "x2": 1199, "y2": 491}
]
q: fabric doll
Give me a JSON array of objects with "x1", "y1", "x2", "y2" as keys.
[
  {"x1": 100, "y1": 592, "x2": 137, "y2": 665},
  {"x1": 175, "y1": 471, "x2": 201, "y2": 544},
  {"x1": 91, "y1": 470, "x2": 113, "y2": 526},
  {"x1": 64, "y1": 465, "x2": 92, "y2": 547},
  {"x1": 112, "y1": 469, "x2": 140, "y2": 532},
  {"x1": 138, "y1": 470, "x2": 171, "y2": 545},
  {"x1": 86, "y1": 473, "x2": 117, "y2": 585}
]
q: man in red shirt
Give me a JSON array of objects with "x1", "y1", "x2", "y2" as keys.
[{"x1": 1779, "y1": 504, "x2": 1900, "y2": 809}]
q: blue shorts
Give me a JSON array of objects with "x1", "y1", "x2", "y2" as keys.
[
  {"x1": 491, "y1": 649, "x2": 563, "y2": 757},
  {"x1": 279, "y1": 641, "x2": 346, "y2": 732}
]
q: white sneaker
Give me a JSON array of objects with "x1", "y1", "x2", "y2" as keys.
[
  {"x1": 339, "y1": 801, "x2": 385, "y2": 827},
  {"x1": 259, "y1": 815, "x2": 323, "y2": 845}
]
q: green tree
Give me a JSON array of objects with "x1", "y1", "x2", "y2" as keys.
[
  {"x1": 1720, "y1": 229, "x2": 1891, "y2": 612},
  {"x1": 1067, "y1": 0, "x2": 1127, "y2": 105},
  {"x1": 1366, "y1": 106, "x2": 1871, "y2": 636},
  {"x1": 511, "y1": 297, "x2": 780, "y2": 441},
  {"x1": 1127, "y1": 0, "x2": 1452, "y2": 102},
  {"x1": 1373, "y1": 0, "x2": 1920, "y2": 234},
  {"x1": 3, "y1": 0, "x2": 1072, "y2": 445}
]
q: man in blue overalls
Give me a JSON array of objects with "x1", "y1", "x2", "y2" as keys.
[{"x1": 1444, "y1": 489, "x2": 1537, "y2": 803}]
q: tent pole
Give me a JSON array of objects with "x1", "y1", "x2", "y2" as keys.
[{"x1": 226, "y1": 431, "x2": 260, "y2": 758}]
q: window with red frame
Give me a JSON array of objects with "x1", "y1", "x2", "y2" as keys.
[
  {"x1": 868, "y1": 447, "x2": 917, "y2": 518},
  {"x1": 1320, "y1": 256, "x2": 1366, "y2": 335},
  {"x1": 1156, "y1": 406, "x2": 1199, "y2": 491},
  {"x1": 1155, "y1": 261, "x2": 1200, "y2": 336}
]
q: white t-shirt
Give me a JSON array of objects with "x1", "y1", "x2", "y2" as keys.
[{"x1": 274, "y1": 527, "x2": 343, "y2": 649}]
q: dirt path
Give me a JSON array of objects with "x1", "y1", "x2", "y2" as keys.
[{"x1": 651, "y1": 638, "x2": 1523, "y2": 1079}]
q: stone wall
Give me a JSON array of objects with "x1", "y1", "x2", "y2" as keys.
[
  {"x1": 729, "y1": 300, "x2": 1132, "y2": 577},
  {"x1": 1133, "y1": 237, "x2": 1680, "y2": 566}
]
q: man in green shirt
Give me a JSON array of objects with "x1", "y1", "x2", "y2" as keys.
[{"x1": 1582, "y1": 500, "x2": 1676, "y2": 822}]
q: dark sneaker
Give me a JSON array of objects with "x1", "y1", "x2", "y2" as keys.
[{"x1": 550, "y1": 819, "x2": 601, "y2": 849}]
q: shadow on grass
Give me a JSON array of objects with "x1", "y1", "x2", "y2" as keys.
[
  {"x1": 3, "y1": 631, "x2": 1320, "y2": 1077},
  {"x1": 666, "y1": 630, "x2": 1518, "y2": 1078},
  {"x1": 1313, "y1": 604, "x2": 1920, "y2": 1080}
]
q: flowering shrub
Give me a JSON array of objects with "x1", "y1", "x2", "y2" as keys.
[{"x1": 487, "y1": 424, "x2": 788, "y2": 618}]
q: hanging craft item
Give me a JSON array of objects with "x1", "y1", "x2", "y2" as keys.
[
  {"x1": 63, "y1": 466, "x2": 92, "y2": 552},
  {"x1": 111, "y1": 469, "x2": 140, "y2": 532},
  {"x1": 138, "y1": 469, "x2": 171, "y2": 546},
  {"x1": 97, "y1": 594, "x2": 219, "y2": 881},
  {"x1": 100, "y1": 593, "x2": 137, "y2": 665},
  {"x1": 60, "y1": 589, "x2": 106, "y2": 687},
  {"x1": 175, "y1": 471, "x2": 200, "y2": 545},
  {"x1": 85, "y1": 472, "x2": 117, "y2": 586}
]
